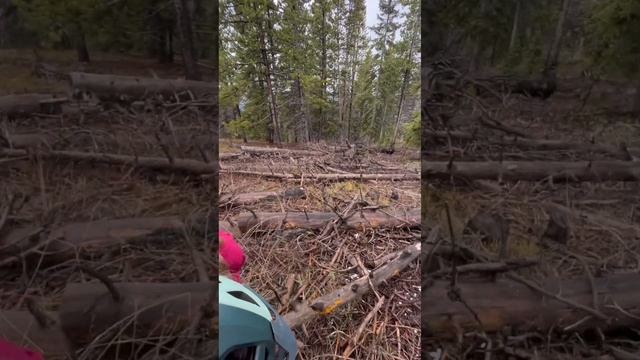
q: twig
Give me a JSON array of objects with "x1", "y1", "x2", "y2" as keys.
[{"x1": 341, "y1": 296, "x2": 386, "y2": 358}]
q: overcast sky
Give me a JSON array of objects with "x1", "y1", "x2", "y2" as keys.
[{"x1": 365, "y1": 0, "x2": 379, "y2": 37}]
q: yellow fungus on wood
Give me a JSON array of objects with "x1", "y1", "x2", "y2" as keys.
[{"x1": 320, "y1": 299, "x2": 343, "y2": 316}]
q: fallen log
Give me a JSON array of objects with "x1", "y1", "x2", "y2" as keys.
[
  {"x1": 2, "y1": 133, "x2": 53, "y2": 149},
  {"x1": 283, "y1": 242, "x2": 421, "y2": 328},
  {"x1": 0, "y1": 217, "x2": 184, "y2": 266},
  {"x1": 422, "y1": 272, "x2": 640, "y2": 338},
  {"x1": 68, "y1": 72, "x2": 216, "y2": 101},
  {"x1": 219, "y1": 188, "x2": 306, "y2": 207},
  {"x1": 220, "y1": 191, "x2": 279, "y2": 206},
  {"x1": 221, "y1": 169, "x2": 420, "y2": 181},
  {"x1": 0, "y1": 310, "x2": 72, "y2": 359},
  {"x1": 422, "y1": 160, "x2": 640, "y2": 182},
  {"x1": 240, "y1": 145, "x2": 326, "y2": 157},
  {"x1": 0, "y1": 94, "x2": 68, "y2": 117},
  {"x1": 1, "y1": 148, "x2": 216, "y2": 174},
  {"x1": 233, "y1": 208, "x2": 420, "y2": 233},
  {"x1": 219, "y1": 152, "x2": 241, "y2": 160},
  {"x1": 425, "y1": 130, "x2": 640, "y2": 160},
  {"x1": 59, "y1": 282, "x2": 213, "y2": 348}
]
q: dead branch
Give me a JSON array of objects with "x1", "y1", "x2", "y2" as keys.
[
  {"x1": 283, "y1": 242, "x2": 421, "y2": 328},
  {"x1": 221, "y1": 169, "x2": 420, "y2": 181}
]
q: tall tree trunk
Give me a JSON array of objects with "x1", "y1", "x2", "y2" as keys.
[
  {"x1": 75, "y1": 27, "x2": 90, "y2": 63},
  {"x1": 509, "y1": 0, "x2": 520, "y2": 51},
  {"x1": 295, "y1": 77, "x2": 311, "y2": 142},
  {"x1": 258, "y1": 21, "x2": 280, "y2": 143},
  {"x1": 320, "y1": 4, "x2": 327, "y2": 133},
  {"x1": 167, "y1": 25, "x2": 174, "y2": 63},
  {"x1": 390, "y1": 14, "x2": 418, "y2": 150},
  {"x1": 211, "y1": 0, "x2": 218, "y2": 84},
  {"x1": 346, "y1": 39, "x2": 359, "y2": 142},
  {"x1": 545, "y1": 0, "x2": 570, "y2": 71},
  {"x1": 174, "y1": 0, "x2": 201, "y2": 80}
]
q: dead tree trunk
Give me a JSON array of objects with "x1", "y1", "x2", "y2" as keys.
[
  {"x1": 174, "y1": 0, "x2": 201, "y2": 80},
  {"x1": 425, "y1": 130, "x2": 640, "y2": 159},
  {"x1": 221, "y1": 170, "x2": 420, "y2": 181},
  {"x1": 240, "y1": 145, "x2": 324, "y2": 156},
  {"x1": 0, "y1": 217, "x2": 185, "y2": 266},
  {"x1": 68, "y1": 72, "x2": 215, "y2": 101},
  {"x1": 0, "y1": 94, "x2": 67, "y2": 117},
  {"x1": 233, "y1": 208, "x2": 420, "y2": 233},
  {"x1": 422, "y1": 160, "x2": 640, "y2": 182},
  {"x1": 59, "y1": 282, "x2": 213, "y2": 347},
  {"x1": 423, "y1": 273, "x2": 640, "y2": 338},
  {"x1": 1, "y1": 148, "x2": 216, "y2": 175}
]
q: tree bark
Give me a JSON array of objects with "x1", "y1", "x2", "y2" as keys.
[
  {"x1": 233, "y1": 208, "x2": 420, "y2": 233},
  {"x1": 68, "y1": 72, "x2": 215, "y2": 101},
  {"x1": 422, "y1": 160, "x2": 640, "y2": 183},
  {"x1": 423, "y1": 273, "x2": 640, "y2": 338},
  {"x1": 174, "y1": 0, "x2": 201, "y2": 80}
]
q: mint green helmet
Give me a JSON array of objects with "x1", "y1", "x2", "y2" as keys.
[{"x1": 219, "y1": 275, "x2": 297, "y2": 359}]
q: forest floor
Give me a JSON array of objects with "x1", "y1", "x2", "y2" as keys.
[
  {"x1": 423, "y1": 72, "x2": 640, "y2": 359},
  {"x1": 219, "y1": 139, "x2": 421, "y2": 359},
  {"x1": 0, "y1": 50, "x2": 215, "y2": 359}
]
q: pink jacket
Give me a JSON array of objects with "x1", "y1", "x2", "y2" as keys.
[
  {"x1": 219, "y1": 230, "x2": 245, "y2": 283},
  {"x1": 0, "y1": 339, "x2": 43, "y2": 360}
]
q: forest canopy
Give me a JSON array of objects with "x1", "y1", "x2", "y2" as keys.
[{"x1": 220, "y1": 0, "x2": 420, "y2": 148}]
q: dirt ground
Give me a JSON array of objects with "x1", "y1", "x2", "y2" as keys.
[
  {"x1": 220, "y1": 139, "x2": 421, "y2": 359},
  {"x1": 423, "y1": 70, "x2": 640, "y2": 359},
  {"x1": 0, "y1": 50, "x2": 215, "y2": 359}
]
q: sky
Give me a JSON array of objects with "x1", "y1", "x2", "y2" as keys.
[{"x1": 365, "y1": 0, "x2": 379, "y2": 37}]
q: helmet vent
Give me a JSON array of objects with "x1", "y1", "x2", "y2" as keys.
[{"x1": 228, "y1": 291, "x2": 259, "y2": 306}]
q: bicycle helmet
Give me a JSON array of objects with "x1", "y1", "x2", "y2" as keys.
[{"x1": 219, "y1": 275, "x2": 297, "y2": 360}]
